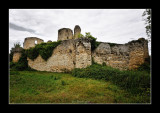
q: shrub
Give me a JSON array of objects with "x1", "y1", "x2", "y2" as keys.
[
  {"x1": 85, "y1": 32, "x2": 101, "y2": 51},
  {"x1": 79, "y1": 32, "x2": 101, "y2": 51},
  {"x1": 9, "y1": 52, "x2": 13, "y2": 62},
  {"x1": 102, "y1": 62, "x2": 106, "y2": 66},
  {"x1": 25, "y1": 47, "x2": 39, "y2": 60},
  {"x1": 10, "y1": 49, "x2": 36, "y2": 71},
  {"x1": 13, "y1": 42, "x2": 21, "y2": 48},
  {"x1": 137, "y1": 62, "x2": 150, "y2": 73},
  {"x1": 10, "y1": 40, "x2": 62, "y2": 71},
  {"x1": 10, "y1": 62, "x2": 16, "y2": 68},
  {"x1": 78, "y1": 33, "x2": 84, "y2": 38},
  {"x1": 72, "y1": 63, "x2": 150, "y2": 95},
  {"x1": 12, "y1": 49, "x2": 28, "y2": 71}
]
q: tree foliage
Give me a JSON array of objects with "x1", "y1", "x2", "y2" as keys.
[
  {"x1": 79, "y1": 32, "x2": 101, "y2": 51},
  {"x1": 142, "y1": 9, "x2": 151, "y2": 41},
  {"x1": 77, "y1": 33, "x2": 84, "y2": 38},
  {"x1": 13, "y1": 42, "x2": 21, "y2": 48}
]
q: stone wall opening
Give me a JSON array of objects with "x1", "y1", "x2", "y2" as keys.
[{"x1": 35, "y1": 40, "x2": 37, "y2": 45}]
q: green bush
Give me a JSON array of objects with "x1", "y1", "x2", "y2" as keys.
[
  {"x1": 25, "y1": 47, "x2": 39, "y2": 60},
  {"x1": 10, "y1": 49, "x2": 36, "y2": 71},
  {"x1": 10, "y1": 62, "x2": 16, "y2": 68},
  {"x1": 85, "y1": 32, "x2": 101, "y2": 51},
  {"x1": 9, "y1": 52, "x2": 13, "y2": 62},
  {"x1": 102, "y1": 62, "x2": 106, "y2": 66},
  {"x1": 78, "y1": 33, "x2": 84, "y2": 38},
  {"x1": 137, "y1": 62, "x2": 150, "y2": 73},
  {"x1": 10, "y1": 40, "x2": 61, "y2": 71},
  {"x1": 78, "y1": 32, "x2": 101, "y2": 51},
  {"x1": 72, "y1": 63, "x2": 150, "y2": 94}
]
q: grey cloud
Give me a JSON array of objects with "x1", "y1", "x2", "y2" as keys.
[{"x1": 9, "y1": 22, "x2": 36, "y2": 33}]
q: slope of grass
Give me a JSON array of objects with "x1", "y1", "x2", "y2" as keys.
[
  {"x1": 72, "y1": 63, "x2": 151, "y2": 96},
  {"x1": 9, "y1": 71, "x2": 150, "y2": 104}
]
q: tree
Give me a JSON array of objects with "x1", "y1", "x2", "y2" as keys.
[
  {"x1": 13, "y1": 42, "x2": 21, "y2": 48},
  {"x1": 142, "y1": 9, "x2": 151, "y2": 41}
]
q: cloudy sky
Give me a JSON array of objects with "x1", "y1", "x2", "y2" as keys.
[{"x1": 9, "y1": 9, "x2": 151, "y2": 54}]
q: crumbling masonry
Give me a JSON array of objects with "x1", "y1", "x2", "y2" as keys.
[{"x1": 13, "y1": 25, "x2": 149, "y2": 72}]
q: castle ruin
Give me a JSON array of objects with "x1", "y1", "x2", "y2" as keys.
[
  {"x1": 12, "y1": 25, "x2": 149, "y2": 72},
  {"x1": 57, "y1": 25, "x2": 81, "y2": 41},
  {"x1": 23, "y1": 37, "x2": 44, "y2": 49}
]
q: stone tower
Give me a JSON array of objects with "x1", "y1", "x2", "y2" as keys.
[
  {"x1": 23, "y1": 37, "x2": 44, "y2": 49},
  {"x1": 74, "y1": 25, "x2": 81, "y2": 39},
  {"x1": 12, "y1": 47, "x2": 23, "y2": 63},
  {"x1": 58, "y1": 28, "x2": 73, "y2": 41}
]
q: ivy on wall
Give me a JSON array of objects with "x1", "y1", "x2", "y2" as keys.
[
  {"x1": 26, "y1": 40, "x2": 62, "y2": 61},
  {"x1": 10, "y1": 49, "x2": 33, "y2": 71}
]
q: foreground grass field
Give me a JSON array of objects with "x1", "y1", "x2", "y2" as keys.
[{"x1": 9, "y1": 71, "x2": 150, "y2": 104}]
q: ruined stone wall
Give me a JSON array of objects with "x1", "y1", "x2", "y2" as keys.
[
  {"x1": 58, "y1": 28, "x2": 73, "y2": 41},
  {"x1": 75, "y1": 38, "x2": 92, "y2": 68},
  {"x1": 92, "y1": 43, "x2": 130, "y2": 70},
  {"x1": 12, "y1": 47, "x2": 23, "y2": 63},
  {"x1": 23, "y1": 37, "x2": 44, "y2": 49},
  {"x1": 128, "y1": 38, "x2": 149, "y2": 69},
  {"x1": 22, "y1": 24, "x2": 149, "y2": 71},
  {"x1": 92, "y1": 38, "x2": 149, "y2": 70},
  {"x1": 27, "y1": 37, "x2": 148, "y2": 72},
  {"x1": 13, "y1": 52, "x2": 22, "y2": 63},
  {"x1": 27, "y1": 38, "x2": 92, "y2": 72}
]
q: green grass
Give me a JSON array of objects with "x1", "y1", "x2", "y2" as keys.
[
  {"x1": 9, "y1": 71, "x2": 150, "y2": 104},
  {"x1": 72, "y1": 63, "x2": 151, "y2": 96}
]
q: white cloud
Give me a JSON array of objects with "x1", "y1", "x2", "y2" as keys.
[{"x1": 9, "y1": 9, "x2": 151, "y2": 55}]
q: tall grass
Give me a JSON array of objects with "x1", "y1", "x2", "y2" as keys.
[{"x1": 72, "y1": 63, "x2": 151, "y2": 95}]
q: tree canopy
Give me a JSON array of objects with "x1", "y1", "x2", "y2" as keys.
[{"x1": 142, "y1": 9, "x2": 151, "y2": 41}]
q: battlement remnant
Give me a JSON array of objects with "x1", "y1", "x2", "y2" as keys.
[{"x1": 74, "y1": 25, "x2": 81, "y2": 39}]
